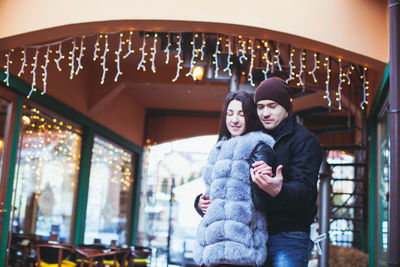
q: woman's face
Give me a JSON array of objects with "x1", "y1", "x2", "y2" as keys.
[{"x1": 226, "y1": 99, "x2": 246, "y2": 137}]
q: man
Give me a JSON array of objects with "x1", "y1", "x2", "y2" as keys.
[{"x1": 251, "y1": 76, "x2": 323, "y2": 267}]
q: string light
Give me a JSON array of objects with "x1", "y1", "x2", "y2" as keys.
[
  {"x1": 186, "y1": 34, "x2": 198, "y2": 80},
  {"x1": 285, "y1": 48, "x2": 295, "y2": 83},
  {"x1": 172, "y1": 33, "x2": 182, "y2": 82},
  {"x1": 123, "y1": 31, "x2": 134, "y2": 59},
  {"x1": 137, "y1": 33, "x2": 147, "y2": 71},
  {"x1": 248, "y1": 39, "x2": 255, "y2": 86},
  {"x1": 336, "y1": 59, "x2": 343, "y2": 110},
  {"x1": 114, "y1": 33, "x2": 123, "y2": 82},
  {"x1": 223, "y1": 37, "x2": 232, "y2": 76},
  {"x1": 262, "y1": 41, "x2": 272, "y2": 80},
  {"x1": 41, "y1": 46, "x2": 50, "y2": 94},
  {"x1": 3, "y1": 49, "x2": 12, "y2": 86},
  {"x1": 164, "y1": 33, "x2": 171, "y2": 64},
  {"x1": 75, "y1": 37, "x2": 85, "y2": 75},
  {"x1": 100, "y1": 35, "x2": 109, "y2": 84},
  {"x1": 308, "y1": 52, "x2": 319, "y2": 83},
  {"x1": 297, "y1": 49, "x2": 306, "y2": 87},
  {"x1": 69, "y1": 39, "x2": 76, "y2": 80},
  {"x1": 360, "y1": 67, "x2": 369, "y2": 110},
  {"x1": 213, "y1": 36, "x2": 221, "y2": 78},
  {"x1": 93, "y1": 35, "x2": 101, "y2": 61},
  {"x1": 323, "y1": 56, "x2": 332, "y2": 107},
  {"x1": 274, "y1": 43, "x2": 282, "y2": 71},
  {"x1": 200, "y1": 33, "x2": 206, "y2": 61},
  {"x1": 150, "y1": 33, "x2": 158, "y2": 73},
  {"x1": 345, "y1": 64, "x2": 353, "y2": 85},
  {"x1": 239, "y1": 37, "x2": 247, "y2": 64},
  {"x1": 18, "y1": 48, "x2": 27, "y2": 76},
  {"x1": 28, "y1": 48, "x2": 39, "y2": 98},
  {"x1": 55, "y1": 43, "x2": 63, "y2": 71}
]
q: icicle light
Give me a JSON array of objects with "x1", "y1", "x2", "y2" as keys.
[
  {"x1": 172, "y1": 33, "x2": 182, "y2": 82},
  {"x1": 18, "y1": 48, "x2": 27, "y2": 76}
]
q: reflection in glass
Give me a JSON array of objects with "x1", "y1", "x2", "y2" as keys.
[
  {"x1": 11, "y1": 104, "x2": 82, "y2": 242},
  {"x1": 84, "y1": 136, "x2": 135, "y2": 245}
]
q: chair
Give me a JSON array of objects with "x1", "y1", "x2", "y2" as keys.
[
  {"x1": 75, "y1": 247, "x2": 130, "y2": 267},
  {"x1": 35, "y1": 244, "x2": 76, "y2": 267},
  {"x1": 127, "y1": 246, "x2": 151, "y2": 267}
]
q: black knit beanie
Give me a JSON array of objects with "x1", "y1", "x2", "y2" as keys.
[{"x1": 254, "y1": 77, "x2": 291, "y2": 112}]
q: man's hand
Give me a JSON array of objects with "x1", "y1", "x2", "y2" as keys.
[
  {"x1": 198, "y1": 194, "x2": 211, "y2": 214},
  {"x1": 251, "y1": 165, "x2": 284, "y2": 197}
]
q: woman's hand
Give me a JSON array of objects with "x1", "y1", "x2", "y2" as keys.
[{"x1": 198, "y1": 194, "x2": 211, "y2": 214}]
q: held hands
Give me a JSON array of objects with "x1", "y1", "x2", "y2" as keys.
[
  {"x1": 198, "y1": 194, "x2": 211, "y2": 214},
  {"x1": 250, "y1": 161, "x2": 284, "y2": 197}
]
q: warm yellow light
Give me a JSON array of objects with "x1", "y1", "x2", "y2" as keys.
[
  {"x1": 22, "y1": 115, "x2": 31, "y2": 125},
  {"x1": 193, "y1": 66, "x2": 204, "y2": 81}
]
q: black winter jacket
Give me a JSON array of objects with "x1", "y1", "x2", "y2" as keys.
[{"x1": 262, "y1": 114, "x2": 322, "y2": 235}]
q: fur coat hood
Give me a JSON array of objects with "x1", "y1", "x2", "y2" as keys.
[{"x1": 194, "y1": 131, "x2": 275, "y2": 266}]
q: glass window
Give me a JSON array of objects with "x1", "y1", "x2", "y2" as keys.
[
  {"x1": 11, "y1": 103, "x2": 82, "y2": 243},
  {"x1": 377, "y1": 111, "x2": 389, "y2": 265},
  {"x1": 84, "y1": 136, "x2": 136, "y2": 245}
]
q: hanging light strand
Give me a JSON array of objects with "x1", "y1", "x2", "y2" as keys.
[
  {"x1": 248, "y1": 39, "x2": 255, "y2": 86},
  {"x1": 274, "y1": 43, "x2": 282, "y2": 71},
  {"x1": 164, "y1": 33, "x2": 171, "y2": 64},
  {"x1": 346, "y1": 64, "x2": 353, "y2": 85},
  {"x1": 223, "y1": 37, "x2": 232, "y2": 76},
  {"x1": 239, "y1": 37, "x2": 247, "y2": 64},
  {"x1": 323, "y1": 56, "x2": 332, "y2": 107},
  {"x1": 263, "y1": 41, "x2": 272, "y2": 80},
  {"x1": 186, "y1": 34, "x2": 198, "y2": 80},
  {"x1": 336, "y1": 59, "x2": 343, "y2": 110},
  {"x1": 137, "y1": 33, "x2": 147, "y2": 71},
  {"x1": 151, "y1": 33, "x2": 158, "y2": 73},
  {"x1": 41, "y1": 46, "x2": 50, "y2": 94},
  {"x1": 172, "y1": 33, "x2": 182, "y2": 82},
  {"x1": 100, "y1": 35, "x2": 109, "y2": 84},
  {"x1": 69, "y1": 39, "x2": 76, "y2": 80},
  {"x1": 285, "y1": 48, "x2": 295, "y2": 83},
  {"x1": 200, "y1": 33, "x2": 206, "y2": 61},
  {"x1": 75, "y1": 37, "x2": 85, "y2": 75},
  {"x1": 3, "y1": 49, "x2": 12, "y2": 86},
  {"x1": 123, "y1": 31, "x2": 134, "y2": 59},
  {"x1": 297, "y1": 49, "x2": 306, "y2": 86},
  {"x1": 308, "y1": 52, "x2": 319, "y2": 83},
  {"x1": 114, "y1": 33, "x2": 123, "y2": 82},
  {"x1": 55, "y1": 43, "x2": 63, "y2": 71},
  {"x1": 28, "y1": 48, "x2": 39, "y2": 98},
  {"x1": 93, "y1": 35, "x2": 101, "y2": 61},
  {"x1": 213, "y1": 36, "x2": 220, "y2": 77},
  {"x1": 360, "y1": 67, "x2": 369, "y2": 110},
  {"x1": 18, "y1": 48, "x2": 27, "y2": 76}
]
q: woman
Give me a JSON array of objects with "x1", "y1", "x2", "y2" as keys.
[{"x1": 193, "y1": 91, "x2": 275, "y2": 267}]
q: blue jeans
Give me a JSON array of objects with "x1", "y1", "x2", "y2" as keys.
[{"x1": 264, "y1": 231, "x2": 313, "y2": 267}]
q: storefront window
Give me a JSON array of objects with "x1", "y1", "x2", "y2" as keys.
[
  {"x1": 377, "y1": 111, "x2": 389, "y2": 265},
  {"x1": 11, "y1": 103, "x2": 82, "y2": 242},
  {"x1": 84, "y1": 136, "x2": 135, "y2": 245}
]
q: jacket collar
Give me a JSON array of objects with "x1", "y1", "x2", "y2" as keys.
[{"x1": 267, "y1": 113, "x2": 296, "y2": 140}]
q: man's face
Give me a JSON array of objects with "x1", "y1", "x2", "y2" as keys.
[{"x1": 257, "y1": 99, "x2": 288, "y2": 131}]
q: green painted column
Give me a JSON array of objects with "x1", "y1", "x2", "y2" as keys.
[
  {"x1": 73, "y1": 128, "x2": 94, "y2": 246},
  {"x1": 0, "y1": 95, "x2": 23, "y2": 267}
]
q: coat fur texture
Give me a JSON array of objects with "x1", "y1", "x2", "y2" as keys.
[{"x1": 194, "y1": 131, "x2": 275, "y2": 266}]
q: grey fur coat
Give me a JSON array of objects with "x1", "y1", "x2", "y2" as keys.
[{"x1": 194, "y1": 131, "x2": 275, "y2": 267}]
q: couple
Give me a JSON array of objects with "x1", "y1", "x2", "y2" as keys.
[{"x1": 193, "y1": 77, "x2": 323, "y2": 267}]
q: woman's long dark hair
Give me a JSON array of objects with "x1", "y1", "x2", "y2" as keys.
[{"x1": 218, "y1": 91, "x2": 263, "y2": 140}]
